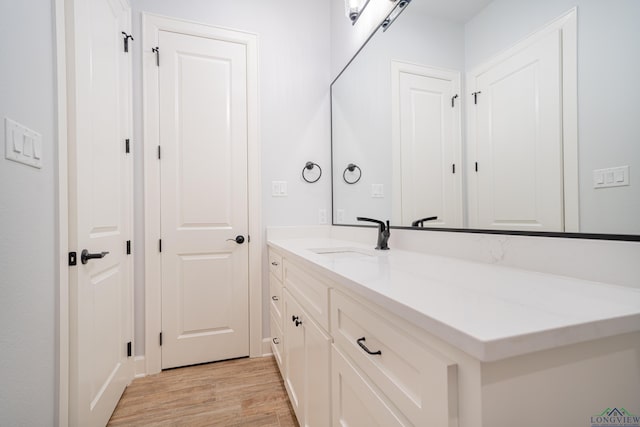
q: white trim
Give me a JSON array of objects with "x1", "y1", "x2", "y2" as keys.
[
  {"x1": 134, "y1": 356, "x2": 146, "y2": 379},
  {"x1": 55, "y1": 0, "x2": 69, "y2": 424},
  {"x1": 466, "y1": 8, "x2": 578, "y2": 231},
  {"x1": 142, "y1": 13, "x2": 262, "y2": 375},
  {"x1": 390, "y1": 61, "x2": 462, "y2": 227},
  {"x1": 262, "y1": 338, "x2": 273, "y2": 357}
]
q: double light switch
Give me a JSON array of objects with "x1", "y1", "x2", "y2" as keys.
[{"x1": 4, "y1": 117, "x2": 43, "y2": 169}]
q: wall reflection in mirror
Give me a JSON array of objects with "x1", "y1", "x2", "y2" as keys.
[{"x1": 331, "y1": 0, "x2": 640, "y2": 236}]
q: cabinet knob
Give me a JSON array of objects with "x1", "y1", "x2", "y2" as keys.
[
  {"x1": 272, "y1": 337, "x2": 280, "y2": 345},
  {"x1": 272, "y1": 295, "x2": 279, "y2": 301},
  {"x1": 295, "y1": 320, "x2": 302, "y2": 327},
  {"x1": 291, "y1": 315, "x2": 299, "y2": 322},
  {"x1": 271, "y1": 261, "x2": 279, "y2": 266}
]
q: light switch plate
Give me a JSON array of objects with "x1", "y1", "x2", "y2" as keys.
[
  {"x1": 5, "y1": 117, "x2": 42, "y2": 169},
  {"x1": 593, "y1": 166, "x2": 629, "y2": 188},
  {"x1": 371, "y1": 184, "x2": 384, "y2": 198},
  {"x1": 271, "y1": 181, "x2": 287, "y2": 197}
]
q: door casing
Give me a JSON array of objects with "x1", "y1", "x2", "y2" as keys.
[{"x1": 142, "y1": 13, "x2": 262, "y2": 375}]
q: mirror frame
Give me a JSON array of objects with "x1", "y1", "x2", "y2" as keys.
[{"x1": 329, "y1": 7, "x2": 640, "y2": 243}]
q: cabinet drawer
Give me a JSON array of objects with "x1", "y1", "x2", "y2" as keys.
[
  {"x1": 331, "y1": 290, "x2": 458, "y2": 427},
  {"x1": 332, "y1": 345, "x2": 410, "y2": 427},
  {"x1": 269, "y1": 273, "x2": 283, "y2": 327},
  {"x1": 269, "y1": 250, "x2": 283, "y2": 281},
  {"x1": 284, "y1": 261, "x2": 330, "y2": 331},
  {"x1": 270, "y1": 312, "x2": 284, "y2": 372}
]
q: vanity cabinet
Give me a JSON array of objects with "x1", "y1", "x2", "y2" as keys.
[
  {"x1": 268, "y1": 241, "x2": 640, "y2": 427},
  {"x1": 269, "y1": 249, "x2": 331, "y2": 427}
]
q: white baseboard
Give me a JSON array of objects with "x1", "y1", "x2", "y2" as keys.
[
  {"x1": 134, "y1": 356, "x2": 146, "y2": 378},
  {"x1": 262, "y1": 337, "x2": 273, "y2": 357}
]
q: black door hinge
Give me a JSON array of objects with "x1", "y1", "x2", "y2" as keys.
[
  {"x1": 451, "y1": 94, "x2": 458, "y2": 108},
  {"x1": 159, "y1": 239, "x2": 162, "y2": 252},
  {"x1": 475, "y1": 162, "x2": 479, "y2": 172},
  {"x1": 68, "y1": 252, "x2": 77, "y2": 266},
  {"x1": 127, "y1": 341, "x2": 132, "y2": 357},
  {"x1": 122, "y1": 32, "x2": 134, "y2": 53},
  {"x1": 126, "y1": 240, "x2": 131, "y2": 255},
  {"x1": 152, "y1": 46, "x2": 160, "y2": 66},
  {"x1": 159, "y1": 332, "x2": 163, "y2": 346},
  {"x1": 125, "y1": 139, "x2": 130, "y2": 154},
  {"x1": 157, "y1": 145, "x2": 161, "y2": 159},
  {"x1": 472, "y1": 91, "x2": 482, "y2": 104}
]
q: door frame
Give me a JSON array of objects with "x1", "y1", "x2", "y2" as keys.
[
  {"x1": 142, "y1": 13, "x2": 262, "y2": 375},
  {"x1": 466, "y1": 8, "x2": 578, "y2": 232},
  {"x1": 55, "y1": 0, "x2": 69, "y2": 423}
]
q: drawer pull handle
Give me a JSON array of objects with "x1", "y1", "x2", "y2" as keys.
[
  {"x1": 273, "y1": 337, "x2": 280, "y2": 345},
  {"x1": 357, "y1": 337, "x2": 382, "y2": 355},
  {"x1": 271, "y1": 261, "x2": 279, "y2": 266},
  {"x1": 272, "y1": 295, "x2": 279, "y2": 301}
]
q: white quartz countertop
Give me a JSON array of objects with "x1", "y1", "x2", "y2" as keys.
[{"x1": 268, "y1": 238, "x2": 640, "y2": 362}]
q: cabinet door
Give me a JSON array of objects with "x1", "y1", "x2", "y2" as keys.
[
  {"x1": 284, "y1": 290, "x2": 306, "y2": 421},
  {"x1": 283, "y1": 289, "x2": 331, "y2": 427}
]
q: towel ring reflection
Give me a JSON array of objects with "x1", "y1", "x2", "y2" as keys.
[
  {"x1": 343, "y1": 163, "x2": 362, "y2": 184},
  {"x1": 302, "y1": 161, "x2": 322, "y2": 183}
]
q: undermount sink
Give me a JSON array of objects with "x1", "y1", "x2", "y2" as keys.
[{"x1": 309, "y1": 247, "x2": 375, "y2": 259}]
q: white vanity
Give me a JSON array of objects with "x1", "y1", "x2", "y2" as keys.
[{"x1": 267, "y1": 235, "x2": 640, "y2": 427}]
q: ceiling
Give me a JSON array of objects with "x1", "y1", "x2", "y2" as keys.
[{"x1": 410, "y1": 0, "x2": 494, "y2": 23}]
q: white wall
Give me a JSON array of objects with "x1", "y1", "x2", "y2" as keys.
[
  {"x1": 130, "y1": 0, "x2": 332, "y2": 353},
  {"x1": 0, "y1": 0, "x2": 57, "y2": 425},
  {"x1": 465, "y1": 0, "x2": 640, "y2": 234}
]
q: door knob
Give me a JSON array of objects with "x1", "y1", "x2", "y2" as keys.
[
  {"x1": 81, "y1": 249, "x2": 109, "y2": 264},
  {"x1": 226, "y1": 235, "x2": 245, "y2": 244}
]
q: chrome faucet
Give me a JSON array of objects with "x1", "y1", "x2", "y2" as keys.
[
  {"x1": 357, "y1": 217, "x2": 390, "y2": 250},
  {"x1": 411, "y1": 216, "x2": 438, "y2": 227}
]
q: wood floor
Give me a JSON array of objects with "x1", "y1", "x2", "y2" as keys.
[{"x1": 108, "y1": 356, "x2": 299, "y2": 427}]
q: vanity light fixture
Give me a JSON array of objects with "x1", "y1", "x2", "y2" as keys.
[
  {"x1": 381, "y1": 0, "x2": 411, "y2": 32},
  {"x1": 345, "y1": 0, "x2": 371, "y2": 25}
]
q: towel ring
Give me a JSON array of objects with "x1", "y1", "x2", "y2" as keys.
[
  {"x1": 343, "y1": 163, "x2": 362, "y2": 184},
  {"x1": 302, "y1": 161, "x2": 322, "y2": 183}
]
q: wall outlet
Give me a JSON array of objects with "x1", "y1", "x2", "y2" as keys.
[
  {"x1": 318, "y1": 208, "x2": 327, "y2": 224},
  {"x1": 271, "y1": 181, "x2": 287, "y2": 196}
]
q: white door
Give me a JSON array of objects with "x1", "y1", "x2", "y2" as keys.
[
  {"x1": 158, "y1": 30, "x2": 250, "y2": 369},
  {"x1": 67, "y1": 0, "x2": 134, "y2": 425},
  {"x1": 470, "y1": 29, "x2": 564, "y2": 231},
  {"x1": 392, "y1": 62, "x2": 462, "y2": 228}
]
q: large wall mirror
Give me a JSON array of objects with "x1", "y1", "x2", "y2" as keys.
[{"x1": 331, "y1": 0, "x2": 640, "y2": 238}]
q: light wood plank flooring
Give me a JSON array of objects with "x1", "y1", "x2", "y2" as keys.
[{"x1": 108, "y1": 356, "x2": 299, "y2": 427}]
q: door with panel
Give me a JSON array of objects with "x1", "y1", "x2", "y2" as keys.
[
  {"x1": 392, "y1": 62, "x2": 462, "y2": 228},
  {"x1": 469, "y1": 29, "x2": 564, "y2": 231},
  {"x1": 158, "y1": 30, "x2": 250, "y2": 369},
  {"x1": 67, "y1": 0, "x2": 134, "y2": 425}
]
